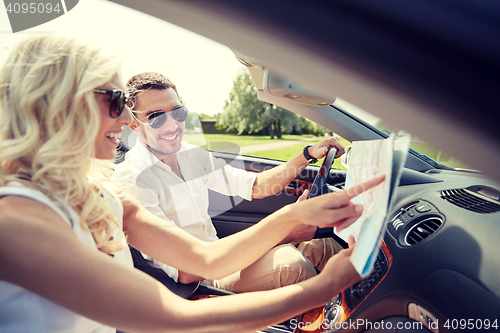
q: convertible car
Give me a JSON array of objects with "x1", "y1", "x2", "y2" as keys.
[{"x1": 112, "y1": 0, "x2": 500, "y2": 332}]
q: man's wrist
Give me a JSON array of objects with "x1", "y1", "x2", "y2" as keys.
[{"x1": 303, "y1": 144, "x2": 318, "y2": 164}]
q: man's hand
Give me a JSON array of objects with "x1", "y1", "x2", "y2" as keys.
[
  {"x1": 308, "y1": 136, "x2": 345, "y2": 160},
  {"x1": 279, "y1": 224, "x2": 317, "y2": 245},
  {"x1": 278, "y1": 189, "x2": 316, "y2": 245}
]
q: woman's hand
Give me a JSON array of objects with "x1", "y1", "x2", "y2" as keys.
[
  {"x1": 290, "y1": 175, "x2": 385, "y2": 231},
  {"x1": 315, "y1": 235, "x2": 361, "y2": 295}
]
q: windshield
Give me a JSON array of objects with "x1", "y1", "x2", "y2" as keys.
[{"x1": 332, "y1": 98, "x2": 469, "y2": 170}]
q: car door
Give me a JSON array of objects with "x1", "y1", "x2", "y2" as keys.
[{"x1": 207, "y1": 150, "x2": 347, "y2": 238}]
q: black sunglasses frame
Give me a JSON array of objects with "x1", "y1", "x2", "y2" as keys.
[
  {"x1": 146, "y1": 106, "x2": 189, "y2": 129},
  {"x1": 94, "y1": 89, "x2": 128, "y2": 119}
]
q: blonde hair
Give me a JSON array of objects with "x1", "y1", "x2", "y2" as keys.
[{"x1": 0, "y1": 34, "x2": 125, "y2": 254}]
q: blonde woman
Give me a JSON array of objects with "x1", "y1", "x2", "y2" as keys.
[{"x1": 0, "y1": 34, "x2": 384, "y2": 332}]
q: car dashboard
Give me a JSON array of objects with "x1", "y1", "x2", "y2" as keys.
[
  {"x1": 210, "y1": 153, "x2": 500, "y2": 332},
  {"x1": 319, "y1": 168, "x2": 500, "y2": 332}
]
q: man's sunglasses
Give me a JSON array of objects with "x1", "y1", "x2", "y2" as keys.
[
  {"x1": 145, "y1": 106, "x2": 189, "y2": 129},
  {"x1": 94, "y1": 89, "x2": 128, "y2": 118}
]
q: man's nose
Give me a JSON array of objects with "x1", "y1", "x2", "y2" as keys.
[{"x1": 162, "y1": 112, "x2": 178, "y2": 131}]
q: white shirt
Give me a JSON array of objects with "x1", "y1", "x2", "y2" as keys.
[
  {"x1": 114, "y1": 139, "x2": 257, "y2": 281},
  {"x1": 0, "y1": 183, "x2": 133, "y2": 333}
]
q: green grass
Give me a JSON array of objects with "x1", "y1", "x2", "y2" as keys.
[
  {"x1": 184, "y1": 133, "x2": 468, "y2": 171},
  {"x1": 245, "y1": 136, "x2": 350, "y2": 170},
  {"x1": 183, "y1": 133, "x2": 350, "y2": 170},
  {"x1": 183, "y1": 133, "x2": 319, "y2": 148}
]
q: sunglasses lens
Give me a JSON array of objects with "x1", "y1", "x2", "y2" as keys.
[
  {"x1": 172, "y1": 106, "x2": 188, "y2": 122},
  {"x1": 146, "y1": 107, "x2": 188, "y2": 129},
  {"x1": 94, "y1": 89, "x2": 126, "y2": 118},
  {"x1": 148, "y1": 112, "x2": 167, "y2": 129},
  {"x1": 110, "y1": 90, "x2": 126, "y2": 118}
]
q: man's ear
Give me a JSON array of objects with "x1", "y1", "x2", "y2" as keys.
[
  {"x1": 129, "y1": 118, "x2": 140, "y2": 133},
  {"x1": 129, "y1": 121, "x2": 138, "y2": 131}
]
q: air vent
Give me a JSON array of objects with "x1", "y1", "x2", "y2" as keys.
[
  {"x1": 404, "y1": 217, "x2": 443, "y2": 246},
  {"x1": 439, "y1": 188, "x2": 500, "y2": 213}
]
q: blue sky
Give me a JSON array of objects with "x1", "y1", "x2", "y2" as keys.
[{"x1": 0, "y1": 0, "x2": 245, "y2": 116}]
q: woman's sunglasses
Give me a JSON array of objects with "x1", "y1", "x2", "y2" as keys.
[
  {"x1": 94, "y1": 89, "x2": 128, "y2": 118},
  {"x1": 145, "y1": 106, "x2": 189, "y2": 129}
]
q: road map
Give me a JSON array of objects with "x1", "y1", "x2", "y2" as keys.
[{"x1": 337, "y1": 134, "x2": 411, "y2": 278}]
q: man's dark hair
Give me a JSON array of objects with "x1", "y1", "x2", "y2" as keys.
[{"x1": 126, "y1": 72, "x2": 179, "y2": 111}]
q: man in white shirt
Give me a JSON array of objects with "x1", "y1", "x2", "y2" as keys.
[{"x1": 116, "y1": 72, "x2": 346, "y2": 292}]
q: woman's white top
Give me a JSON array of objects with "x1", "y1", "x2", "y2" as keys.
[{"x1": 0, "y1": 183, "x2": 133, "y2": 333}]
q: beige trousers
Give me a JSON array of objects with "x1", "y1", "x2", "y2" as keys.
[{"x1": 205, "y1": 238, "x2": 343, "y2": 293}]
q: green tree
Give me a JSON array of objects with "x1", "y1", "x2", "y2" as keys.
[
  {"x1": 218, "y1": 69, "x2": 302, "y2": 139},
  {"x1": 300, "y1": 117, "x2": 330, "y2": 136},
  {"x1": 374, "y1": 120, "x2": 400, "y2": 135}
]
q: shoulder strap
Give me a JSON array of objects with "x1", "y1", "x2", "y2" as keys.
[{"x1": 0, "y1": 185, "x2": 73, "y2": 227}]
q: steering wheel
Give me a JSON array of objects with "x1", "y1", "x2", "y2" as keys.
[{"x1": 307, "y1": 147, "x2": 340, "y2": 239}]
